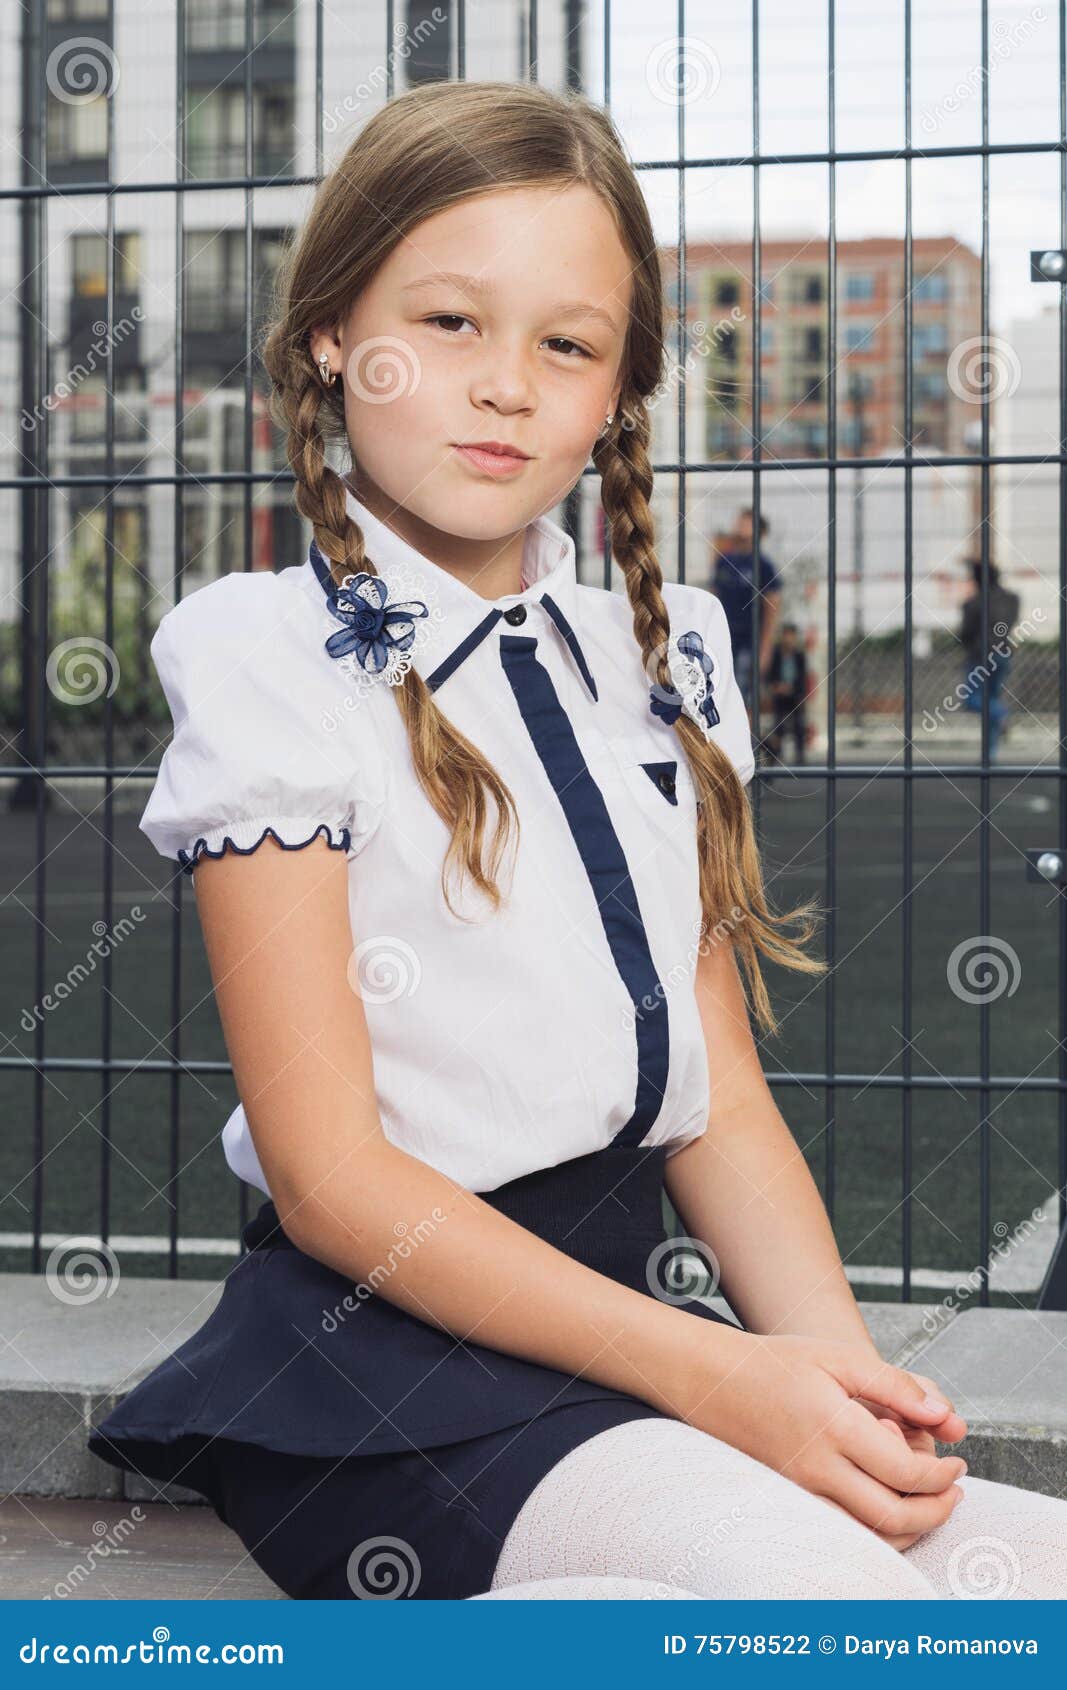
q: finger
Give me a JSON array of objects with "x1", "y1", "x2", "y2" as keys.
[
  {"x1": 860, "y1": 1406, "x2": 937, "y2": 1457},
  {"x1": 830, "y1": 1460, "x2": 965, "y2": 1539},
  {"x1": 833, "y1": 1353, "x2": 960, "y2": 1430},
  {"x1": 821, "y1": 1493, "x2": 933, "y2": 1554},
  {"x1": 905, "y1": 1372, "x2": 969, "y2": 1442},
  {"x1": 873, "y1": 1529, "x2": 924, "y2": 1553},
  {"x1": 842, "y1": 1405, "x2": 967, "y2": 1494}
]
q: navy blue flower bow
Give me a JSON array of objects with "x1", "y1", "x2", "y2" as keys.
[
  {"x1": 324, "y1": 572, "x2": 430, "y2": 675},
  {"x1": 649, "y1": 628, "x2": 720, "y2": 732}
]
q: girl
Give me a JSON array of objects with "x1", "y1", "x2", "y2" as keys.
[{"x1": 89, "y1": 80, "x2": 1067, "y2": 1602}]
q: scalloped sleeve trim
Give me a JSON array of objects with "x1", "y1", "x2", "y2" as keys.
[{"x1": 176, "y1": 817, "x2": 355, "y2": 876}]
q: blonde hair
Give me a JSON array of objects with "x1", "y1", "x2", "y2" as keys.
[{"x1": 261, "y1": 79, "x2": 823, "y2": 1034}]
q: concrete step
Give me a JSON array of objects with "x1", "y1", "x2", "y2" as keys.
[
  {"x1": 0, "y1": 1494, "x2": 284, "y2": 1599},
  {"x1": 2, "y1": 1271, "x2": 1065, "y2": 1515}
]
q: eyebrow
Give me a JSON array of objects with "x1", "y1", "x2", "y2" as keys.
[{"x1": 400, "y1": 271, "x2": 620, "y2": 333}]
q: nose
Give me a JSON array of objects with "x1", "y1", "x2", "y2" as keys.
[{"x1": 468, "y1": 335, "x2": 536, "y2": 414}]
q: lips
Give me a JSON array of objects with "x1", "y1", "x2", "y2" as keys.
[
  {"x1": 452, "y1": 442, "x2": 531, "y2": 477},
  {"x1": 458, "y1": 441, "x2": 529, "y2": 459}
]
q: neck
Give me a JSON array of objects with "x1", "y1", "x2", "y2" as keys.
[{"x1": 346, "y1": 471, "x2": 528, "y2": 601}]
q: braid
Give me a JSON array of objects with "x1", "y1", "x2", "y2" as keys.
[
  {"x1": 594, "y1": 399, "x2": 823, "y2": 1036},
  {"x1": 262, "y1": 332, "x2": 520, "y2": 921}
]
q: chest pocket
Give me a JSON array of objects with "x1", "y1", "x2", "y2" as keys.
[{"x1": 605, "y1": 731, "x2": 701, "y2": 829}]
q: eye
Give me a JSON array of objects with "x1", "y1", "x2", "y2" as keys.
[
  {"x1": 425, "y1": 313, "x2": 476, "y2": 334},
  {"x1": 543, "y1": 336, "x2": 592, "y2": 359},
  {"x1": 424, "y1": 316, "x2": 592, "y2": 359}
]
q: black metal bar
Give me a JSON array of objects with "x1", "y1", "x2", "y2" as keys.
[
  {"x1": 167, "y1": 0, "x2": 188, "y2": 1278},
  {"x1": 824, "y1": 0, "x2": 838, "y2": 1226},
  {"x1": 100, "y1": 5, "x2": 117, "y2": 1253},
  {"x1": 677, "y1": 0, "x2": 686, "y2": 591},
  {"x1": 3, "y1": 137, "x2": 1066, "y2": 203},
  {"x1": 1037, "y1": 0, "x2": 1067, "y2": 1311},
  {"x1": 902, "y1": 0, "x2": 914, "y2": 1301},
  {"x1": 3, "y1": 1054, "x2": 1065, "y2": 1094},
  {"x1": 11, "y1": 445, "x2": 1067, "y2": 493},
  {"x1": 3, "y1": 760, "x2": 1064, "y2": 782},
  {"x1": 978, "y1": 0, "x2": 992, "y2": 1305}
]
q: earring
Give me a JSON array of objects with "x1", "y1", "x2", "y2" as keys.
[
  {"x1": 318, "y1": 352, "x2": 337, "y2": 387},
  {"x1": 600, "y1": 412, "x2": 615, "y2": 436}
]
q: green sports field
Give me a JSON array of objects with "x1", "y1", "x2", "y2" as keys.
[{"x1": 1, "y1": 767, "x2": 1061, "y2": 1309}]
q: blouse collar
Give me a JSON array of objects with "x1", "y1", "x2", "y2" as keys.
[{"x1": 305, "y1": 482, "x2": 598, "y2": 703}]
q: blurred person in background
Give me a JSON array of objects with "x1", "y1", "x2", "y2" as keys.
[
  {"x1": 711, "y1": 506, "x2": 783, "y2": 715},
  {"x1": 958, "y1": 557, "x2": 1019, "y2": 762},
  {"x1": 764, "y1": 622, "x2": 809, "y2": 768}
]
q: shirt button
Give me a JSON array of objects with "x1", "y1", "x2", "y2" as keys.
[
  {"x1": 657, "y1": 770, "x2": 676, "y2": 796},
  {"x1": 503, "y1": 604, "x2": 528, "y2": 625}
]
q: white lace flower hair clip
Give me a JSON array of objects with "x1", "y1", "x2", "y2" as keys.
[{"x1": 648, "y1": 627, "x2": 721, "y2": 740}]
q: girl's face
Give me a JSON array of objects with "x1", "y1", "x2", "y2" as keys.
[{"x1": 311, "y1": 183, "x2": 633, "y2": 552}]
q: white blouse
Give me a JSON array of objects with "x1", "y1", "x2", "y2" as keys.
[{"x1": 141, "y1": 485, "x2": 755, "y2": 1196}]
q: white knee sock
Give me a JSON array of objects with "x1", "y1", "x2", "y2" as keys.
[
  {"x1": 901, "y1": 1473, "x2": 1067, "y2": 1599},
  {"x1": 491, "y1": 1417, "x2": 938, "y2": 1599},
  {"x1": 471, "y1": 1576, "x2": 703, "y2": 1599}
]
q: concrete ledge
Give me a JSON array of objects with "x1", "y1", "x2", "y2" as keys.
[
  {"x1": 911, "y1": 1307, "x2": 1067, "y2": 1497},
  {"x1": 1, "y1": 1271, "x2": 1064, "y2": 1504}
]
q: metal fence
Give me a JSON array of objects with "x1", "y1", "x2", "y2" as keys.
[{"x1": 3, "y1": 1, "x2": 1065, "y2": 1308}]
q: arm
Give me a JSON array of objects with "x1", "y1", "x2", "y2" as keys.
[
  {"x1": 192, "y1": 836, "x2": 750, "y2": 1422},
  {"x1": 665, "y1": 931, "x2": 883, "y2": 1356}
]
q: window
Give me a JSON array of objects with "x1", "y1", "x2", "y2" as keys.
[
  {"x1": 913, "y1": 322, "x2": 948, "y2": 357},
  {"x1": 715, "y1": 278, "x2": 740, "y2": 307},
  {"x1": 845, "y1": 322, "x2": 876, "y2": 353},
  {"x1": 914, "y1": 272, "x2": 949, "y2": 302},
  {"x1": 793, "y1": 272, "x2": 823, "y2": 304},
  {"x1": 72, "y1": 234, "x2": 142, "y2": 298},
  {"x1": 47, "y1": 93, "x2": 107, "y2": 165},
  {"x1": 185, "y1": 84, "x2": 294, "y2": 177},
  {"x1": 845, "y1": 272, "x2": 875, "y2": 301}
]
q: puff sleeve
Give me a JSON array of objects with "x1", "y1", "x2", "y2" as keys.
[
  {"x1": 140, "y1": 569, "x2": 388, "y2": 874},
  {"x1": 663, "y1": 581, "x2": 756, "y2": 786}
]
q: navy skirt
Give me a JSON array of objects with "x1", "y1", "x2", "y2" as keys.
[{"x1": 88, "y1": 1142, "x2": 743, "y2": 1599}]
